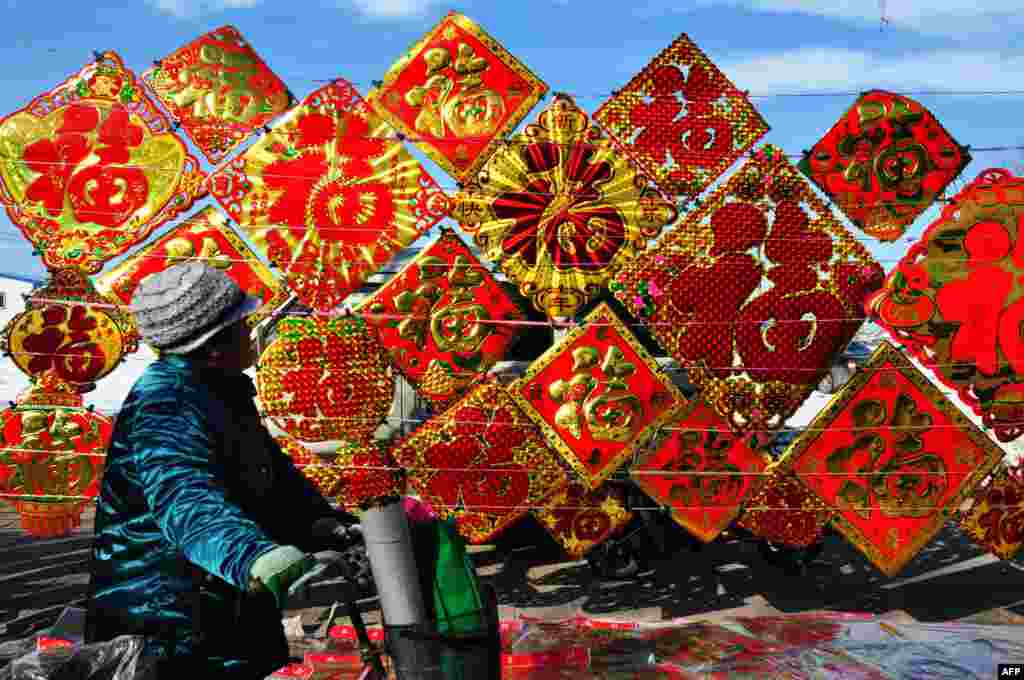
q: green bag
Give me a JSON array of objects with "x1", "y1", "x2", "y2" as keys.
[{"x1": 431, "y1": 519, "x2": 485, "y2": 635}]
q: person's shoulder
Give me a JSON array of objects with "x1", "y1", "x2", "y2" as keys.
[{"x1": 130, "y1": 357, "x2": 213, "y2": 412}]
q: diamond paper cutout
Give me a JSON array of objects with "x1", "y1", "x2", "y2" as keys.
[
  {"x1": 143, "y1": 25, "x2": 292, "y2": 164},
  {"x1": 453, "y1": 95, "x2": 677, "y2": 318},
  {"x1": 96, "y1": 206, "x2": 288, "y2": 329},
  {"x1": 631, "y1": 400, "x2": 770, "y2": 543},
  {"x1": 799, "y1": 90, "x2": 970, "y2": 242},
  {"x1": 594, "y1": 33, "x2": 769, "y2": 200},
  {"x1": 511, "y1": 302, "x2": 684, "y2": 489},
  {"x1": 392, "y1": 382, "x2": 568, "y2": 544},
  {"x1": 359, "y1": 229, "x2": 524, "y2": 409},
  {"x1": 533, "y1": 481, "x2": 632, "y2": 558},
  {"x1": 868, "y1": 168, "x2": 1024, "y2": 443},
  {"x1": 736, "y1": 465, "x2": 834, "y2": 548},
  {"x1": 960, "y1": 463, "x2": 1024, "y2": 560},
  {"x1": 207, "y1": 78, "x2": 449, "y2": 312},
  {"x1": 367, "y1": 11, "x2": 548, "y2": 184},
  {"x1": 613, "y1": 145, "x2": 884, "y2": 434},
  {"x1": 774, "y1": 341, "x2": 1003, "y2": 576},
  {"x1": 0, "y1": 52, "x2": 205, "y2": 273}
]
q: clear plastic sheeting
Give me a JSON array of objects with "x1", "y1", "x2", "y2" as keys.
[{"x1": 0, "y1": 635, "x2": 157, "y2": 680}]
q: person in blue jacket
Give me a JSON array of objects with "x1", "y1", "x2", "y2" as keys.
[{"x1": 85, "y1": 261, "x2": 355, "y2": 678}]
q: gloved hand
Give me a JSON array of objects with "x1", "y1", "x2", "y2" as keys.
[{"x1": 249, "y1": 545, "x2": 349, "y2": 610}]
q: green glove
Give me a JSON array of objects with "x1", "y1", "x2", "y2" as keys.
[{"x1": 248, "y1": 545, "x2": 316, "y2": 610}]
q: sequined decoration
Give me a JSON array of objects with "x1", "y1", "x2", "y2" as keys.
[
  {"x1": 613, "y1": 145, "x2": 884, "y2": 434},
  {"x1": 511, "y1": 302, "x2": 684, "y2": 489},
  {"x1": 256, "y1": 315, "x2": 394, "y2": 443},
  {"x1": 332, "y1": 437, "x2": 405, "y2": 511},
  {"x1": 452, "y1": 95, "x2": 677, "y2": 318},
  {"x1": 367, "y1": 11, "x2": 548, "y2": 184},
  {"x1": 0, "y1": 52, "x2": 206, "y2": 273},
  {"x1": 207, "y1": 78, "x2": 449, "y2": 312},
  {"x1": 143, "y1": 25, "x2": 292, "y2": 164},
  {"x1": 3, "y1": 269, "x2": 138, "y2": 392},
  {"x1": 392, "y1": 382, "x2": 568, "y2": 544},
  {"x1": 593, "y1": 33, "x2": 769, "y2": 200},
  {"x1": 960, "y1": 463, "x2": 1024, "y2": 560},
  {"x1": 632, "y1": 400, "x2": 771, "y2": 543},
  {"x1": 533, "y1": 481, "x2": 632, "y2": 558},
  {"x1": 774, "y1": 341, "x2": 1003, "y2": 576},
  {"x1": 359, "y1": 230, "x2": 524, "y2": 409},
  {"x1": 799, "y1": 90, "x2": 970, "y2": 242},
  {"x1": 869, "y1": 168, "x2": 1024, "y2": 443},
  {"x1": 275, "y1": 434, "x2": 338, "y2": 497},
  {"x1": 737, "y1": 465, "x2": 834, "y2": 548},
  {"x1": 96, "y1": 206, "x2": 288, "y2": 329}
]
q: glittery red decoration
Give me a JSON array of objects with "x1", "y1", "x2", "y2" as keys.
[
  {"x1": 960, "y1": 463, "x2": 1024, "y2": 560},
  {"x1": 533, "y1": 482, "x2": 632, "y2": 558},
  {"x1": 736, "y1": 466, "x2": 833, "y2": 548},
  {"x1": 799, "y1": 90, "x2": 970, "y2": 242}
]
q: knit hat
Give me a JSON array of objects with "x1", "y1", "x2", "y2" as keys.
[{"x1": 129, "y1": 261, "x2": 261, "y2": 354}]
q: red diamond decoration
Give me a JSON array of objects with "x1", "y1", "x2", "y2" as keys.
[{"x1": 533, "y1": 481, "x2": 633, "y2": 558}]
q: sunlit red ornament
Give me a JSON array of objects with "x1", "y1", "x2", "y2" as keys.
[
  {"x1": 594, "y1": 33, "x2": 769, "y2": 199},
  {"x1": 774, "y1": 341, "x2": 1003, "y2": 576},
  {"x1": 96, "y1": 206, "x2": 288, "y2": 329},
  {"x1": 869, "y1": 168, "x2": 1024, "y2": 443},
  {"x1": 736, "y1": 465, "x2": 834, "y2": 548},
  {"x1": 614, "y1": 144, "x2": 883, "y2": 434},
  {"x1": 3, "y1": 269, "x2": 138, "y2": 393},
  {"x1": 0, "y1": 52, "x2": 205, "y2": 273},
  {"x1": 332, "y1": 437, "x2": 405, "y2": 511},
  {"x1": 960, "y1": 463, "x2": 1024, "y2": 560},
  {"x1": 533, "y1": 481, "x2": 632, "y2": 558},
  {"x1": 143, "y1": 25, "x2": 292, "y2": 164},
  {"x1": 367, "y1": 11, "x2": 548, "y2": 184},
  {"x1": 799, "y1": 90, "x2": 970, "y2": 242}
]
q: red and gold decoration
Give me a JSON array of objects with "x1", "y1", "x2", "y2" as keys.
[
  {"x1": 533, "y1": 481, "x2": 632, "y2": 558},
  {"x1": 0, "y1": 52, "x2": 206, "y2": 273},
  {"x1": 3, "y1": 269, "x2": 138, "y2": 392},
  {"x1": 774, "y1": 341, "x2": 1004, "y2": 576},
  {"x1": 452, "y1": 95, "x2": 677, "y2": 318},
  {"x1": 632, "y1": 400, "x2": 770, "y2": 543},
  {"x1": 869, "y1": 168, "x2": 1024, "y2": 442},
  {"x1": 360, "y1": 229, "x2": 523, "y2": 408},
  {"x1": 593, "y1": 34, "x2": 769, "y2": 200},
  {"x1": 96, "y1": 206, "x2": 288, "y2": 328},
  {"x1": 960, "y1": 463, "x2": 1024, "y2": 560},
  {"x1": 207, "y1": 78, "x2": 449, "y2": 312},
  {"x1": 799, "y1": 90, "x2": 970, "y2": 242},
  {"x1": 256, "y1": 315, "x2": 394, "y2": 443},
  {"x1": 331, "y1": 437, "x2": 405, "y2": 511},
  {"x1": 392, "y1": 382, "x2": 568, "y2": 544},
  {"x1": 143, "y1": 25, "x2": 292, "y2": 164},
  {"x1": 736, "y1": 464, "x2": 834, "y2": 548},
  {"x1": 511, "y1": 302, "x2": 684, "y2": 489},
  {"x1": 367, "y1": 11, "x2": 548, "y2": 184},
  {"x1": 613, "y1": 145, "x2": 883, "y2": 434},
  {"x1": 0, "y1": 373, "x2": 112, "y2": 538}
]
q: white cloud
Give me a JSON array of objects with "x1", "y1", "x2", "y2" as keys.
[
  {"x1": 721, "y1": 47, "x2": 1024, "y2": 93},
  {"x1": 345, "y1": 0, "x2": 441, "y2": 19},
  {"x1": 147, "y1": 0, "x2": 262, "y2": 18}
]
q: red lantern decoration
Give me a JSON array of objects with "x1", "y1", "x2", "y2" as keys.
[
  {"x1": 594, "y1": 34, "x2": 769, "y2": 200},
  {"x1": 774, "y1": 342, "x2": 1003, "y2": 576},
  {"x1": 143, "y1": 25, "x2": 292, "y2": 164},
  {"x1": 533, "y1": 482, "x2": 632, "y2": 558},
  {"x1": 868, "y1": 168, "x2": 1024, "y2": 443},
  {"x1": 799, "y1": 90, "x2": 970, "y2": 242}
]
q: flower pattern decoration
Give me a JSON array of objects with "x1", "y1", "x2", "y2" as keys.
[
  {"x1": 774, "y1": 341, "x2": 1004, "y2": 577},
  {"x1": 533, "y1": 481, "x2": 632, "y2": 558},
  {"x1": 256, "y1": 315, "x2": 394, "y2": 443},
  {"x1": 208, "y1": 78, "x2": 449, "y2": 312},
  {"x1": 359, "y1": 230, "x2": 524, "y2": 409},
  {"x1": 367, "y1": 11, "x2": 548, "y2": 184},
  {"x1": 632, "y1": 400, "x2": 771, "y2": 543},
  {"x1": 3, "y1": 269, "x2": 138, "y2": 392},
  {"x1": 511, "y1": 302, "x2": 684, "y2": 489},
  {"x1": 593, "y1": 33, "x2": 769, "y2": 199},
  {"x1": 391, "y1": 382, "x2": 568, "y2": 544},
  {"x1": 0, "y1": 52, "x2": 205, "y2": 273},
  {"x1": 736, "y1": 465, "x2": 834, "y2": 548},
  {"x1": 96, "y1": 206, "x2": 288, "y2": 330},
  {"x1": 799, "y1": 90, "x2": 970, "y2": 242},
  {"x1": 869, "y1": 168, "x2": 1024, "y2": 443},
  {"x1": 960, "y1": 464, "x2": 1024, "y2": 560},
  {"x1": 143, "y1": 25, "x2": 292, "y2": 164},
  {"x1": 613, "y1": 145, "x2": 883, "y2": 434},
  {"x1": 453, "y1": 95, "x2": 677, "y2": 318}
]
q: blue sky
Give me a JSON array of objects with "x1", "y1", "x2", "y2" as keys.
[{"x1": 1, "y1": 0, "x2": 1023, "y2": 280}]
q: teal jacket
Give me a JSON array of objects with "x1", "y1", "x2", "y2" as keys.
[{"x1": 85, "y1": 356, "x2": 340, "y2": 678}]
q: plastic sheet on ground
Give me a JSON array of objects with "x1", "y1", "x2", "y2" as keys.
[{"x1": 0, "y1": 635, "x2": 156, "y2": 680}]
